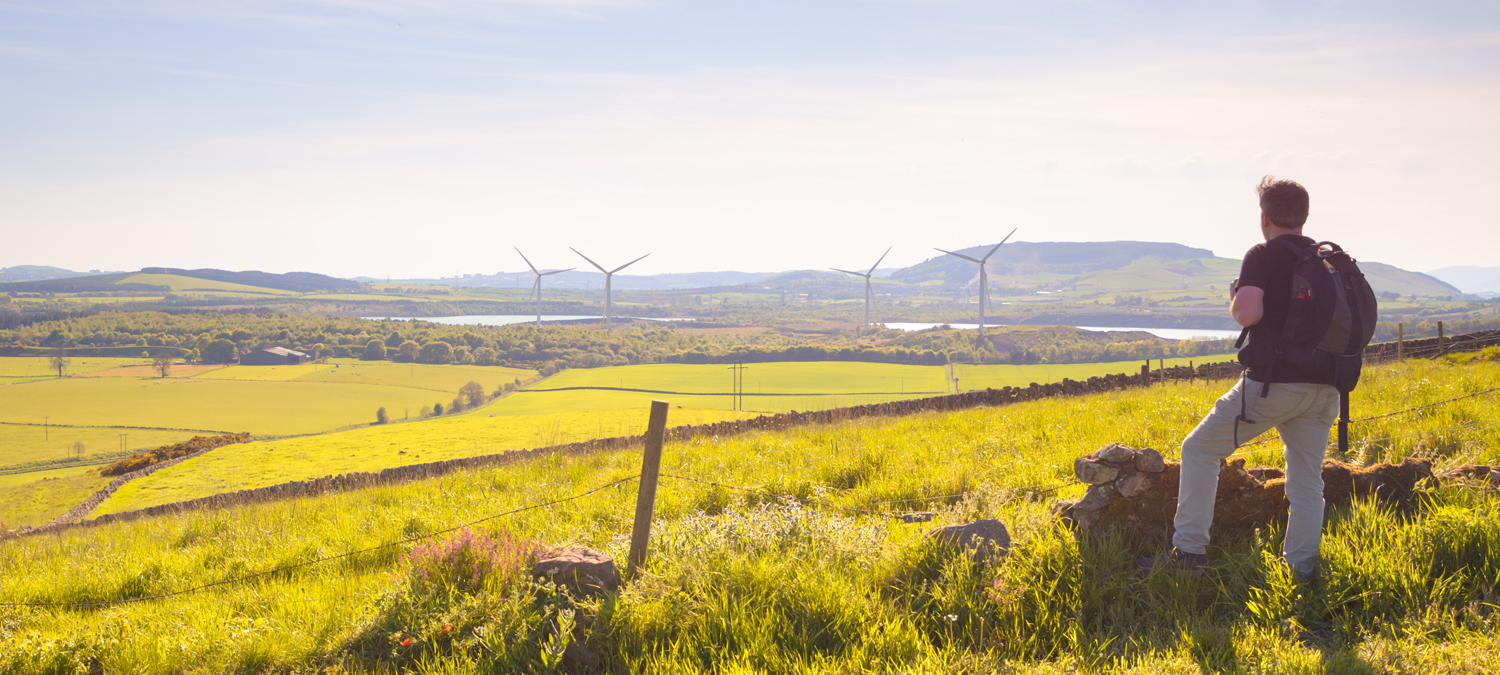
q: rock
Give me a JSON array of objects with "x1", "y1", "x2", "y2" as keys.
[
  {"x1": 1095, "y1": 443, "x2": 1137, "y2": 463},
  {"x1": 1134, "y1": 448, "x2": 1166, "y2": 473},
  {"x1": 901, "y1": 512, "x2": 935, "y2": 523},
  {"x1": 532, "y1": 548, "x2": 621, "y2": 595},
  {"x1": 928, "y1": 519, "x2": 1010, "y2": 559},
  {"x1": 1075, "y1": 484, "x2": 1115, "y2": 512},
  {"x1": 1074, "y1": 457, "x2": 1119, "y2": 484},
  {"x1": 1247, "y1": 467, "x2": 1284, "y2": 481},
  {"x1": 1116, "y1": 472, "x2": 1149, "y2": 498}
]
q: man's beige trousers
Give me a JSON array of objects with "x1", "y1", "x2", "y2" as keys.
[{"x1": 1172, "y1": 377, "x2": 1340, "y2": 576}]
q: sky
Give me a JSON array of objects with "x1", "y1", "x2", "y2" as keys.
[{"x1": 2, "y1": 0, "x2": 1498, "y2": 279}]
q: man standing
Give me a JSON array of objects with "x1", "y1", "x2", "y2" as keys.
[{"x1": 1139, "y1": 176, "x2": 1339, "y2": 581}]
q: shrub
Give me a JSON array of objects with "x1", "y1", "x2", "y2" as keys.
[
  {"x1": 362, "y1": 339, "x2": 385, "y2": 360},
  {"x1": 407, "y1": 528, "x2": 537, "y2": 597},
  {"x1": 419, "y1": 341, "x2": 455, "y2": 364},
  {"x1": 101, "y1": 434, "x2": 252, "y2": 476},
  {"x1": 376, "y1": 407, "x2": 389, "y2": 424},
  {"x1": 433, "y1": 402, "x2": 444, "y2": 416},
  {"x1": 395, "y1": 340, "x2": 420, "y2": 362},
  {"x1": 473, "y1": 347, "x2": 497, "y2": 365}
]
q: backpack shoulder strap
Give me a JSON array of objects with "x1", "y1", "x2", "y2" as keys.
[{"x1": 1272, "y1": 236, "x2": 1314, "y2": 260}]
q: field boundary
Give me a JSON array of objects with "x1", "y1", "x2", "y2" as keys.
[
  {"x1": 517, "y1": 386, "x2": 947, "y2": 397},
  {"x1": 7, "y1": 328, "x2": 1496, "y2": 541}
]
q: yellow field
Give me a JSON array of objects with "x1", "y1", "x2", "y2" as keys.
[
  {"x1": 198, "y1": 363, "x2": 327, "y2": 381},
  {"x1": 952, "y1": 353, "x2": 1240, "y2": 390},
  {"x1": 80, "y1": 364, "x2": 225, "y2": 378},
  {"x1": 97, "y1": 406, "x2": 756, "y2": 515},
  {"x1": 0, "y1": 470, "x2": 109, "y2": 529},
  {"x1": 0, "y1": 464, "x2": 103, "y2": 487}
]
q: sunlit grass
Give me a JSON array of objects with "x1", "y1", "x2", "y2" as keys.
[{"x1": 1, "y1": 357, "x2": 1497, "y2": 673}]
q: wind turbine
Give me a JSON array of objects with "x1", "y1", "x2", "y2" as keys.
[
  {"x1": 830, "y1": 246, "x2": 891, "y2": 335},
  {"x1": 570, "y1": 248, "x2": 650, "y2": 330},
  {"x1": 515, "y1": 247, "x2": 574, "y2": 327},
  {"x1": 934, "y1": 228, "x2": 1017, "y2": 340}
]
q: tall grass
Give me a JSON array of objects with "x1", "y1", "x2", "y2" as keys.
[{"x1": 1, "y1": 358, "x2": 1498, "y2": 673}]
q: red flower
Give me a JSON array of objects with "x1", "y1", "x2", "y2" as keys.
[
  {"x1": 442, "y1": 625, "x2": 451, "y2": 632},
  {"x1": 401, "y1": 637, "x2": 412, "y2": 647}
]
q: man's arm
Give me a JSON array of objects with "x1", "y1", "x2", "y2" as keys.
[{"x1": 1231, "y1": 284, "x2": 1264, "y2": 327}]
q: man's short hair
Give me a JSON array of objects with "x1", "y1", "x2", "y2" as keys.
[{"x1": 1256, "y1": 175, "x2": 1309, "y2": 229}]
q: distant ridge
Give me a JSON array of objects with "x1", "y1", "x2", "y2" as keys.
[
  {"x1": 0, "y1": 268, "x2": 362, "y2": 294},
  {"x1": 0, "y1": 265, "x2": 106, "y2": 283},
  {"x1": 1428, "y1": 266, "x2": 1500, "y2": 294}
]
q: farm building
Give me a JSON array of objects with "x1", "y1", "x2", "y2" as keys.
[{"x1": 241, "y1": 346, "x2": 311, "y2": 366}]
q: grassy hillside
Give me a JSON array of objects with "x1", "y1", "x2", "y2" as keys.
[
  {"x1": 954, "y1": 353, "x2": 1238, "y2": 390},
  {"x1": 115, "y1": 273, "x2": 297, "y2": 295},
  {"x1": 0, "y1": 469, "x2": 110, "y2": 530},
  {"x1": 0, "y1": 357, "x2": 151, "y2": 380},
  {"x1": 1, "y1": 358, "x2": 1497, "y2": 672}
]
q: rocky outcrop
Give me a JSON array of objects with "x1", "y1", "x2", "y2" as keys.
[
  {"x1": 532, "y1": 548, "x2": 621, "y2": 595},
  {"x1": 1055, "y1": 443, "x2": 1435, "y2": 543}
]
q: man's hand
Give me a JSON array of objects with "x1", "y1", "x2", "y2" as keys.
[{"x1": 1230, "y1": 277, "x2": 1240, "y2": 297}]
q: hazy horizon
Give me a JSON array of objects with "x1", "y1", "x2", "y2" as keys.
[{"x1": 4, "y1": 1, "x2": 1497, "y2": 278}]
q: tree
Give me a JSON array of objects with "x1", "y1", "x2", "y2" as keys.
[
  {"x1": 449, "y1": 396, "x2": 464, "y2": 414},
  {"x1": 472, "y1": 347, "x2": 498, "y2": 365},
  {"x1": 72, "y1": 441, "x2": 86, "y2": 459},
  {"x1": 202, "y1": 339, "x2": 237, "y2": 364},
  {"x1": 385, "y1": 331, "x2": 405, "y2": 349},
  {"x1": 395, "y1": 340, "x2": 420, "y2": 362},
  {"x1": 48, "y1": 347, "x2": 71, "y2": 378},
  {"x1": 433, "y1": 402, "x2": 444, "y2": 416},
  {"x1": 419, "y1": 341, "x2": 454, "y2": 364},
  {"x1": 152, "y1": 352, "x2": 174, "y2": 378},
  {"x1": 452, "y1": 345, "x2": 472, "y2": 364},
  {"x1": 419, "y1": 405, "x2": 433, "y2": 418},
  {"x1": 363, "y1": 340, "x2": 387, "y2": 360},
  {"x1": 459, "y1": 381, "x2": 486, "y2": 408},
  {"x1": 376, "y1": 407, "x2": 389, "y2": 424}
]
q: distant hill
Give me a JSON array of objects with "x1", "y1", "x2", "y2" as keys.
[
  {"x1": 0, "y1": 268, "x2": 362, "y2": 294},
  {"x1": 890, "y1": 241, "x2": 1218, "y2": 286},
  {"x1": 1428, "y1": 266, "x2": 1500, "y2": 294},
  {"x1": 1358, "y1": 263, "x2": 1463, "y2": 298},
  {"x1": 366, "y1": 270, "x2": 780, "y2": 291},
  {"x1": 0, "y1": 266, "x2": 107, "y2": 283}
]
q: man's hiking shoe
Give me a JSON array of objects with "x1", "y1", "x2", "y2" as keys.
[{"x1": 1137, "y1": 548, "x2": 1207, "y2": 577}]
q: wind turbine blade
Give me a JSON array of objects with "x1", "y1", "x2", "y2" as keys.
[
  {"x1": 569, "y1": 247, "x2": 608, "y2": 274},
  {"x1": 609, "y1": 253, "x2": 650, "y2": 274},
  {"x1": 829, "y1": 268, "x2": 867, "y2": 277},
  {"x1": 980, "y1": 228, "x2": 1018, "y2": 262},
  {"x1": 934, "y1": 248, "x2": 983, "y2": 264},
  {"x1": 866, "y1": 246, "x2": 891, "y2": 276},
  {"x1": 514, "y1": 247, "x2": 539, "y2": 274},
  {"x1": 539, "y1": 268, "x2": 575, "y2": 277}
]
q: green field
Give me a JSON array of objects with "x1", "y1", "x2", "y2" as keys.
[
  {"x1": 493, "y1": 388, "x2": 923, "y2": 415},
  {"x1": 292, "y1": 359, "x2": 534, "y2": 392},
  {"x1": 0, "y1": 469, "x2": 109, "y2": 529},
  {"x1": 533, "y1": 361, "x2": 950, "y2": 394},
  {"x1": 97, "y1": 407, "x2": 757, "y2": 515},
  {"x1": 0, "y1": 424, "x2": 200, "y2": 471},
  {"x1": 0, "y1": 356, "x2": 150, "y2": 380},
  {"x1": 2, "y1": 357, "x2": 1497, "y2": 672},
  {"x1": 0, "y1": 378, "x2": 441, "y2": 437},
  {"x1": 0, "y1": 464, "x2": 103, "y2": 487},
  {"x1": 953, "y1": 353, "x2": 1240, "y2": 390}
]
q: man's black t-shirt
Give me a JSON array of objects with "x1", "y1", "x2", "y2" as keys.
[{"x1": 1238, "y1": 234, "x2": 1336, "y2": 385}]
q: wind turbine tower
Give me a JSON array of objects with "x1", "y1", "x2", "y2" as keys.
[
  {"x1": 830, "y1": 246, "x2": 891, "y2": 335},
  {"x1": 934, "y1": 228, "x2": 1017, "y2": 340},
  {"x1": 515, "y1": 247, "x2": 574, "y2": 327},
  {"x1": 571, "y1": 248, "x2": 650, "y2": 330}
]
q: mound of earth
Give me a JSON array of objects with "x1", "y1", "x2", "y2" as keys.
[{"x1": 1054, "y1": 443, "x2": 1434, "y2": 544}]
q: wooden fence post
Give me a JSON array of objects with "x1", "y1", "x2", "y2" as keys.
[
  {"x1": 1398, "y1": 322, "x2": 1404, "y2": 360},
  {"x1": 627, "y1": 400, "x2": 670, "y2": 580},
  {"x1": 1438, "y1": 321, "x2": 1445, "y2": 355},
  {"x1": 1141, "y1": 363, "x2": 1150, "y2": 387}
]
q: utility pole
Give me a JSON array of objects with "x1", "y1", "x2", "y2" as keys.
[
  {"x1": 43, "y1": 416, "x2": 49, "y2": 441},
  {"x1": 727, "y1": 361, "x2": 748, "y2": 411}
]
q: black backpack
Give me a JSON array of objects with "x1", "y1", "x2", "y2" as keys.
[
  {"x1": 1272, "y1": 238, "x2": 1379, "y2": 393},
  {"x1": 1231, "y1": 239, "x2": 1378, "y2": 452}
]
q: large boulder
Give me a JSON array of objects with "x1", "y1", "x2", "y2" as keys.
[
  {"x1": 1054, "y1": 446, "x2": 1435, "y2": 543},
  {"x1": 928, "y1": 519, "x2": 1011, "y2": 559},
  {"x1": 532, "y1": 548, "x2": 621, "y2": 595}
]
